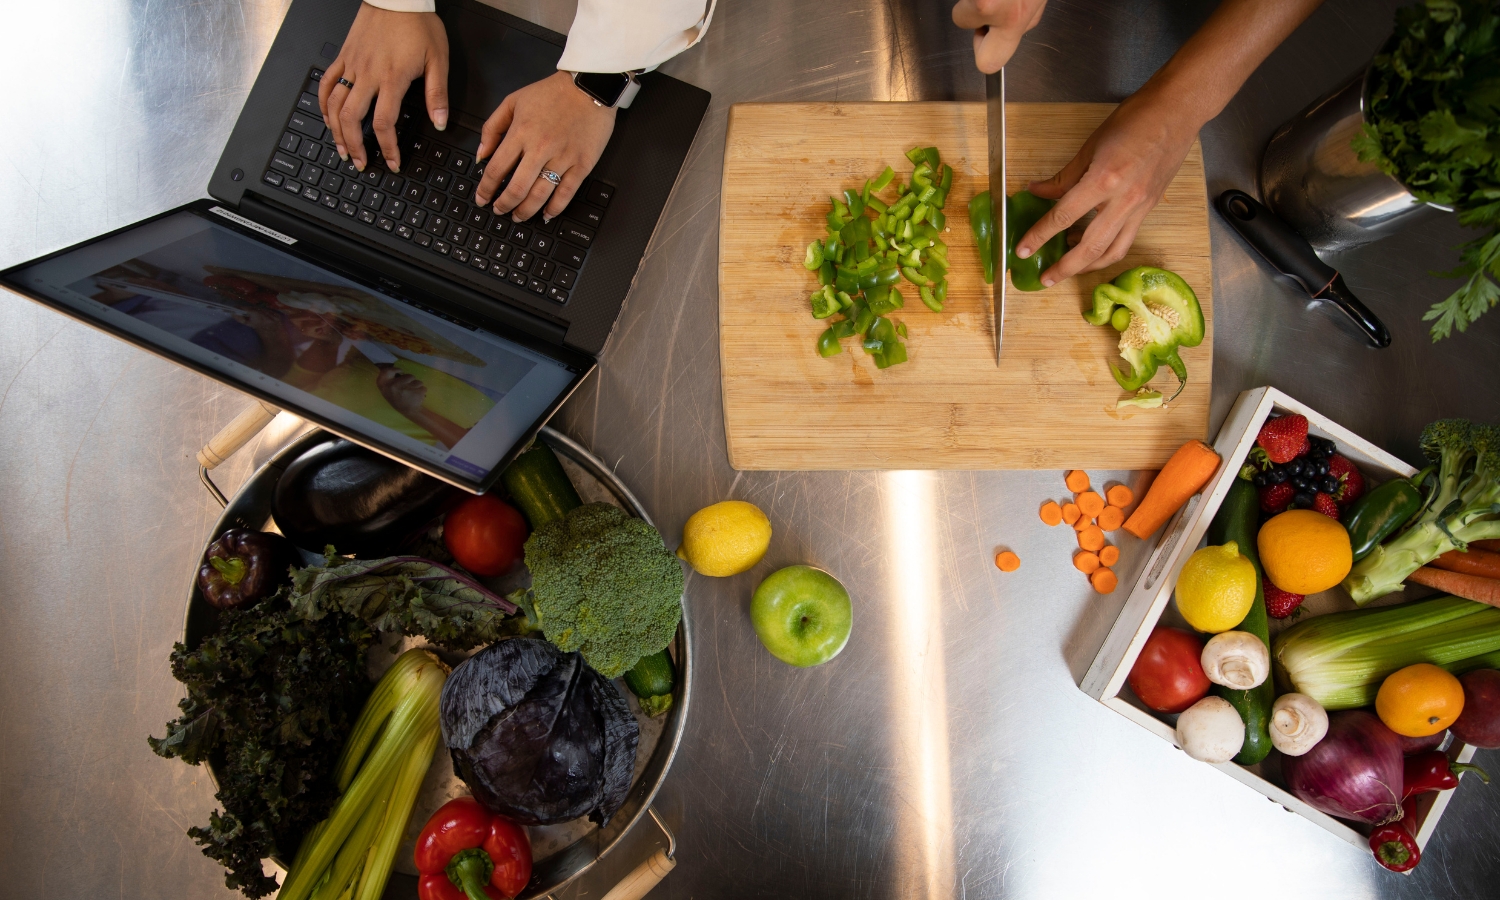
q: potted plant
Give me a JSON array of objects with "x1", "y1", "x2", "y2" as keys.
[{"x1": 1352, "y1": 0, "x2": 1500, "y2": 341}]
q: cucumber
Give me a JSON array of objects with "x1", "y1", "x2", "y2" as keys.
[
  {"x1": 1205, "y1": 477, "x2": 1275, "y2": 766},
  {"x1": 501, "y1": 442, "x2": 582, "y2": 528},
  {"x1": 624, "y1": 650, "x2": 675, "y2": 718}
]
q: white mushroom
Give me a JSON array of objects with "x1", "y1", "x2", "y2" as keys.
[
  {"x1": 1200, "y1": 631, "x2": 1270, "y2": 690},
  {"x1": 1176, "y1": 696, "x2": 1245, "y2": 763},
  {"x1": 1270, "y1": 692, "x2": 1329, "y2": 757}
]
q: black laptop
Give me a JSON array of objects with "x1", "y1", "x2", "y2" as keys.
[{"x1": 0, "y1": 0, "x2": 708, "y2": 493}]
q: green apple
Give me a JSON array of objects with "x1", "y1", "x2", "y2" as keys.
[{"x1": 750, "y1": 565, "x2": 852, "y2": 667}]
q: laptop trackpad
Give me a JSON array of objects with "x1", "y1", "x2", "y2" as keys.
[{"x1": 440, "y1": 4, "x2": 563, "y2": 133}]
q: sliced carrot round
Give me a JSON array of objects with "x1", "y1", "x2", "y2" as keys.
[
  {"x1": 1074, "y1": 551, "x2": 1101, "y2": 574},
  {"x1": 995, "y1": 550, "x2": 1021, "y2": 572},
  {"x1": 1098, "y1": 544, "x2": 1120, "y2": 567},
  {"x1": 1039, "y1": 500, "x2": 1063, "y2": 526},
  {"x1": 1079, "y1": 525, "x2": 1106, "y2": 552},
  {"x1": 1091, "y1": 567, "x2": 1119, "y2": 593},
  {"x1": 1061, "y1": 502, "x2": 1081, "y2": 525},
  {"x1": 1074, "y1": 514, "x2": 1093, "y2": 532},
  {"x1": 1097, "y1": 506, "x2": 1126, "y2": 531},
  {"x1": 1077, "y1": 491, "x2": 1106, "y2": 518},
  {"x1": 1065, "y1": 470, "x2": 1091, "y2": 493},
  {"x1": 1106, "y1": 484, "x2": 1134, "y2": 508}
]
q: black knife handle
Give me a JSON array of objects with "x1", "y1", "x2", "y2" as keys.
[
  {"x1": 1215, "y1": 189, "x2": 1390, "y2": 349},
  {"x1": 1216, "y1": 189, "x2": 1335, "y2": 293},
  {"x1": 1322, "y1": 274, "x2": 1392, "y2": 348}
]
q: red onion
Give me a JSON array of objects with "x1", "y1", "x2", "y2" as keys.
[
  {"x1": 1398, "y1": 729, "x2": 1447, "y2": 756},
  {"x1": 1282, "y1": 710, "x2": 1404, "y2": 825}
]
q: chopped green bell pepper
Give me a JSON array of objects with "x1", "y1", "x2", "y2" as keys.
[
  {"x1": 968, "y1": 190, "x2": 997, "y2": 284},
  {"x1": 1083, "y1": 266, "x2": 1205, "y2": 398}
]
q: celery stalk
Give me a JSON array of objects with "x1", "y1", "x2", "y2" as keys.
[
  {"x1": 355, "y1": 727, "x2": 440, "y2": 900},
  {"x1": 310, "y1": 779, "x2": 390, "y2": 900},
  {"x1": 278, "y1": 650, "x2": 447, "y2": 900},
  {"x1": 1273, "y1": 595, "x2": 1500, "y2": 709}
]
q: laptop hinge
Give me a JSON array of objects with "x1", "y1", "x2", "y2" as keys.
[{"x1": 237, "y1": 193, "x2": 569, "y2": 347}]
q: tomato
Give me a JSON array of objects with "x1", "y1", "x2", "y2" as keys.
[
  {"x1": 444, "y1": 495, "x2": 529, "y2": 576},
  {"x1": 1128, "y1": 626, "x2": 1211, "y2": 713}
]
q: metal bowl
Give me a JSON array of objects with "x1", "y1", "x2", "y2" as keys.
[{"x1": 181, "y1": 426, "x2": 689, "y2": 899}]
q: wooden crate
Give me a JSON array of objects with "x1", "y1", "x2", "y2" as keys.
[{"x1": 1081, "y1": 386, "x2": 1478, "y2": 853}]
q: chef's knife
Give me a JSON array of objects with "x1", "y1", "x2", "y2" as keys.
[
  {"x1": 986, "y1": 68, "x2": 1007, "y2": 365},
  {"x1": 1215, "y1": 189, "x2": 1391, "y2": 348}
]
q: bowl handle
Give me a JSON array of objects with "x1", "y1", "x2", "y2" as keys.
[{"x1": 589, "y1": 807, "x2": 677, "y2": 900}]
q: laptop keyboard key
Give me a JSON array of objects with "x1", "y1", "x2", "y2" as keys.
[
  {"x1": 262, "y1": 170, "x2": 284, "y2": 187},
  {"x1": 359, "y1": 169, "x2": 382, "y2": 186},
  {"x1": 449, "y1": 225, "x2": 469, "y2": 245},
  {"x1": 467, "y1": 208, "x2": 490, "y2": 229},
  {"x1": 565, "y1": 205, "x2": 602, "y2": 229},
  {"x1": 534, "y1": 259, "x2": 554, "y2": 280},
  {"x1": 320, "y1": 146, "x2": 340, "y2": 169},
  {"x1": 395, "y1": 223, "x2": 414, "y2": 240},
  {"x1": 553, "y1": 244, "x2": 585, "y2": 269},
  {"x1": 445, "y1": 198, "x2": 468, "y2": 218},
  {"x1": 469, "y1": 255, "x2": 488, "y2": 271},
  {"x1": 433, "y1": 239, "x2": 451, "y2": 255},
  {"x1": 526, "y1": 277, "x2": 546, "y2": 295},
  {"x1": 296, "y1": 92, "x2": 320, "y2": 114},
  {"x1": 547, "y1": 285, "x2": 569, "y2": 303},
  {"x1": 507, "y1": 270, "x2": 527, "y2": 286},
  {"x1": 283, "y1": 179, "x2": 303, "y2": 195},
  {"x1": 381, "y1": 173, "x2": 403, "y2": 193},
  {"x1": 509, "y1": 224, "x2": 532, "y2": 245},
  {"x1": 584, "y1": 181, "x2": 613, "y2": 207},
  {"x1": 408, "y1": 160, "x2": 429, "y2": 181},
  {"x1": 339, "y1": 200, "x2": 359, "y2": 216},
  {"x1": 279, "y1": 132, "x2": 301, "y2": 153},
  {"x1": 425, "y1": 215, "x2": 450, "y2": 237},
  {"x1": 376, "y1": 216, "x2": 395, "y2": 232},
  {"x1": 413, "y1": 232, "x2": 432, "y2": 247},
  {"x1": 449, "y1": 153, "x2": 471, "y2": 174},
  {"x1": 299, "y1": 141, "x2": 322, "y2": 161},
  {"x1": 558, "y1": 221, "x2": 594, "y2": 248},
  {"x1": 361, "y1": 190, "x2": 384, "y2": 210},
  {"x1": 488, "y1": 261, "x2": 507, "y2": 279},
  {"x1": 288, "y1": 112, "x2": 325, "y2": 139},
  {"x1": 320, "y1": 194, "x2": 339, "y2": 210},
  {"x1": 300, "y1": 165, "x2": 323, "y2": 186},
  {"x1": 430, "y1": 171, "x2": 451, "y2": 191},
  {"x1": 403, "y1": 183, "x2": 424, "y2": 203},
  {"x1": 530, "y1": 216, "x2": 556, "y2": 234},
  {"x1": 489, "y1": 242, "x2": 512, "y2": 263},
  {"x1": 531, "y1": 233, "x2": 553, "y2": 254},
  {"x1": 422, "y1": 188, "x2": 445, "y2": 211},
  {"x1": 404, "y1": 208, "x2": 427, "y2": 228},
  {"x1": 358, "y1": 208, "x2": 377, "y2": 224},
  {"x1": 341, "y1": 182, "x2": 365, "y2": 203},
  {"x1": 511, "y1": 250, "x2": 532, "y2": 272},
  {"x1": 382, "y1": 198, "x2": 406, "y2": 218},
  {"x1": 428, "y1": 144, "x2": 449, "y2": 165},
  {"x1": 301, "y1": 186, "x2": 321, "y2": 203},
  {"x1": 270, "y1": 151, "x2": 303, "y2": 176},
  {"x1": 553, "y1": 266, "x2": 577, "y2": 288}
]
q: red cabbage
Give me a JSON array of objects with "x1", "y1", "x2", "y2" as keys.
[{"x1": 1282, "y1": 710, "x2": 1403, "y2": 825}]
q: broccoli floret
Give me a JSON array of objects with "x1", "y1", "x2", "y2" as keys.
[
  {"x1": 523, "y1": 503, "x2": 684, "y2": 678},
  {"x1": 1346, "y1": 418, "x2": 1500, "y2": 604}
]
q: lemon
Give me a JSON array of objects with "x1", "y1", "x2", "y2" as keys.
[
  {"x1": 677, "y1": 500, "x2": 772, "y2": 576},
  {"x1": 1175, "y1": 541, "x2": 1257, "y2": 633},
  {"x1": 1258, "y1": 509, "x2": 1353, "y2": 594}
]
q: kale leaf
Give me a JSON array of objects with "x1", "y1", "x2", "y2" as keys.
[
  {"x1": 149, "y1": 600, "x2": 374, "y2": 898},
  {"x1": 1355, "y1": 0, "x2": 1500, "y2": 339},
  {"x1": 287, "y1": 552, "x2": 518, "y2": 651}
]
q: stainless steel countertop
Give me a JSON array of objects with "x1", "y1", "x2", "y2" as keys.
[{"x1": 3, "y1": 1, "x2": 1498, "y2": 898}]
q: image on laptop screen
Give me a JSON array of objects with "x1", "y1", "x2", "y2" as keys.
[{"x1": 6, "y1": 210, "x2": 582, "y2": 486}]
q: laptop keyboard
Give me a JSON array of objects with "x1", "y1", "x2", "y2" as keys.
[{"x1": 258, "y1": 68, "x2": 612, "y2": 306}]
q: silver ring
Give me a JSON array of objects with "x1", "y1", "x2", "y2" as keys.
[
  {"x1": 540, "y1": 169, "x2": 562, "y2": 185},
  {"x1": 337, "y1": 77, "x2": 354, "y2": 89}
]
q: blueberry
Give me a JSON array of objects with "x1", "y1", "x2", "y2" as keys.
[
  {"x1": 1253, "y1": 472, "x2": 1267, "y2": 487},
  {"x1": 1270, "y1": 469, "x2": 1288, "y2": 485},
  {"x1": 1289, "y1": 459, "x2": 1305, "y2": 476},
  {"x1": 1323, "y1": 476, "x2": 1340, "y2": 493},
  {"x1": 1314, "y1": 461, "x2": 1329, "y2": 476},
  {"x1": 1294, "y1": 491, "x2": 1315, "y2": 507}
]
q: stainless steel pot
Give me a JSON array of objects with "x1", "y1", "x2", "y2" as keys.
[
  {"x1": 1260, "y1": 67, "x2": 1450, "y2": 251},
  {"x1": 182, "y1": 425, "x2": 687, "y2": 900}
]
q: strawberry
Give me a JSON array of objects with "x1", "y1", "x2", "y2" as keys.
[
  {"x1": 1313, "y1": 492, "x2": 1340, "y2": 518},
  {"x1": 1256, "y1": 415, "x2": 1309, "y2": 464},
  {"x1": 1328, "y1": 454, "x2": 1366, "y2": 505},
  {"x1": 1264, "y1": 576, "x2": 1306, "y2": 619},
  {"x1": 1259, "y1": 482, "x2": 1294, "y2": 514}
]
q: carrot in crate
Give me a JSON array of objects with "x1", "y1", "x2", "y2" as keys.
[{"x1": 1123, "y1": 440, "x2": 1221, "y2": 539}]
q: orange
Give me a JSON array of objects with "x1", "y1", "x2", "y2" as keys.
[
  {"x1": 1257, "y1": 509, "x2": 1352, "y2": 594},
  {"x1": 1376, "y1": 663, "x2": 1465, "y2": 737}
]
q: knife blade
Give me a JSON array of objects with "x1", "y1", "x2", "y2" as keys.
[{"x1": 986, "y1": 68, "x2": 1007, "y2": 365}]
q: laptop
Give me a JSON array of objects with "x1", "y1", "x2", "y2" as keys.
[{"x1": 0, "y1": 0, "x2": 709, "y2": 494}]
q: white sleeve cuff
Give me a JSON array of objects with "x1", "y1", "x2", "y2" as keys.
[
  {"x1": 360, "y1": 0, "x2": 436, "y2": 13},
  {"x1": 556, "y1": 0, "x2": 715, "y2": 74}
]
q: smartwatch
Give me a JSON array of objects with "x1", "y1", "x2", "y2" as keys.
[{"x1": 570, "y1": 70, "x2": 643, "y2": 109}]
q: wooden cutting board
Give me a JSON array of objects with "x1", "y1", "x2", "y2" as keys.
[{"x1": 718, "y1": 102, "x2": 1213, "y2": 470}]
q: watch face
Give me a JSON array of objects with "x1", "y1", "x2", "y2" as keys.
[{"x1": 574, "y1": 71, "x2": 630, "y2": 106}]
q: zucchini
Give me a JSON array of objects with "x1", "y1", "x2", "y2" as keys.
[
  {"x1": 624, "y1": 650, "x2": 674, "y2": 718},
  {"x1": 1205, "y1": 477, "x2": 1275, "y2": 765},
  {"x1": 501, "y1": 442, "x2": 582, "y2": 528}
]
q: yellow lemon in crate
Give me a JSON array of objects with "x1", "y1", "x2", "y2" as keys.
[
  {"x1": 677, "y1": 500, "x2": 772, "y2": 576},
  {"x1": 1175, "y1": 541, "x2": 1257, "y2": 633},
  {"x1": 1258, "y1": 509, "x2": 1353, "y2": 594}
]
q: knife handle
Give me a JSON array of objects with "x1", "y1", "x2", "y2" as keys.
[{"x1": 1215, "y1": 189, "x2": 1390, "y2": 349}]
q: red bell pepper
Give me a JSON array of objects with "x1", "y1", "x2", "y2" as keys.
[
  {"x1": 1401, "y1": 750, "x2": 1489, "y2": 798},
  {"x1": 414, "y1": 796, "x2": 532, "y2": 900},
  {"x1": 1369, "y1": 798, "x2": 1422, "y2": 873}
]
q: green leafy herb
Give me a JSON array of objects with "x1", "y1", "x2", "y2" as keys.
[
  {"x1": 149, "y1": 600, "x2": 375, "y2": 898},
  {"x1": 1354, "y1": 0, "x2": 1500, "y2": 339},
  {"x1": 287, "y1": 552, "x2": 518, "y2": 651}
]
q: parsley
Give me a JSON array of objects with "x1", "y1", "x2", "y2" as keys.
[
  {"x1": 1353, "y1": 0, "x2": 1500, "y2": 340},
  {"x1": 149, "y1": 601, "x2": 374, "y2": 897}
]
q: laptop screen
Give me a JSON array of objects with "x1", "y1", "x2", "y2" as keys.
[{"x1": 5, "y1": 208, "x2": 583, "y2": 489}]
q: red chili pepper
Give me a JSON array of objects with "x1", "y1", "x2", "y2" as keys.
[
  {"x1": 1369, "y1": 799, "x2": 1422, "y2": 873},
  {"x1": 1401, "y1": 750, "x2": 1490, "y2": 798},
  {"x1": 414, "y1": 796, "x2": 532, "y2": 900}
]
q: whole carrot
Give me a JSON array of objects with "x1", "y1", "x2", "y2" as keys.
[
  {"x1": 1405, "y1": 567, "x2": 1500, "y2": 609},
  {"x1": 1431, "y1": 548, "x2": 1500, "y2": 580},
  {"x1": 1123, "y1": 439, "x2": 1222, "y2": 540}
]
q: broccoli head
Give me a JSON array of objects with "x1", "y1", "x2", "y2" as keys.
[{"x1": 524, "y1": 502, "x2": 684, "y2": 678}]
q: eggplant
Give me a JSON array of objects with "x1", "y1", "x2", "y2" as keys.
[
  {"x1": 440, "y1": 638, "x2": 638, "y2": 826},
  {"x1": 272, "y1": 438, "x2": 454, "y2": 557}
]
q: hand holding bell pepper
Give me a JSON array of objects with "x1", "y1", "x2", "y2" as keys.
[
  {"x1": 415, "y1": 796, "x2": 532, "y2": 900},
  {"x1": 1005, "y1": 191, "x2": 1069, "y2": 292},
  {"x1": 196, "y1": 528, "x2": 299, "y2": 610},
  {"x1": 1369, "y1": 798, "x2": 1422, "y2": 872},
  {"x1": 1402, "y1": 750, "x2": 1489, "y2": 798}
]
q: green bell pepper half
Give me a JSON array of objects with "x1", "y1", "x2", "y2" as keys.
[
  {"x1": 1006, "y1": 191, "x2": 1067, "y2": 292},
  {"x1": 1083, "y1": 266, "x2": 1205, "y2": 397}
]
